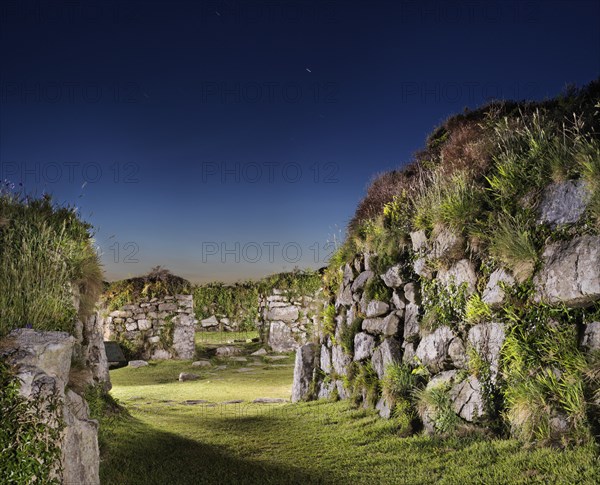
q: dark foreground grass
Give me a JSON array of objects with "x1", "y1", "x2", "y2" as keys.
[{"x1": 101, "y1": 360, "x2": 600, "y2": 485}]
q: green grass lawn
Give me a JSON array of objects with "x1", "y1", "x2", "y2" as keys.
[
  {"x1": 100, "y1": 341, "x2": 600, "y2": 485},
  {"x1": 195, "y1": 330, "x2": 260, "y2": 345}
]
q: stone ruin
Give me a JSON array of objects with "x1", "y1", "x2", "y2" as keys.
[{"x1": 100, "y1": 293, "x2": 195, "y2": 360}]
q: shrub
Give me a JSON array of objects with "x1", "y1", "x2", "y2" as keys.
[
  {"x1": 421, "y1": 279, "x2": 469, "y2": 331},
  {"x1": 339, "y1": 317, "x2": 363, "y2": 355},
  {"x1": 415, "y1": 382, "x2": 460, "y2": 434},
  {"x1": 0, "y1": 191, "x2": 102, "y2": 337}
]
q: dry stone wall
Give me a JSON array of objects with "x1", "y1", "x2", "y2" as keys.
[
  {"x1": 293, "y1": 180, "x2": 600, "y2": 441},
  {"x1": 101, "y1": 294, "x2": 195, "y2": 360},
  {"x1": 259, "y1": 289, "x2": 325, "y2": 352}
]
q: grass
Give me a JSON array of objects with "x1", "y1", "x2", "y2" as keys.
[
  {"x1": 195, "y1": 330, "x2": 260, "y2": 346},
  {"x1": 100, "y1": 350, "x2": 600, "y2": 484}
]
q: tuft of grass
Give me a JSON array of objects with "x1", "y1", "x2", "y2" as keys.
[
  {"x1": 415, "y1": 382, "x2": 461, "y2": 435},
  {"x1": 487, "y1": 213, "x2": 538, "y2": 283}
]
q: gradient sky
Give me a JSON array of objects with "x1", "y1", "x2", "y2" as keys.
[{"x1": 1, "y1": 0, "x2": 599, "y2": 283}]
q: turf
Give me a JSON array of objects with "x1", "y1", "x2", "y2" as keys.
[{"x1": 100, "y1": 341, "x2": 600, "y2": 485}]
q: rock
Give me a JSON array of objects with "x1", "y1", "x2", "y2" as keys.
[
  {"x1": 215, "y1": 346, "x2": 242, "y2": 357},
  {"x1": 158, "y1": 303, "x2": 177, "y2": 312},
  {"x1": 413, "y1": 257, "x2": 433, "y2": 278},
  {"x1": 191, "y1": 360, "x2": 211, "y2": 367},
  {"x1": 366, "y1": 300, "x2": 390, "y2": 318},
  {"x1": 482, "y1": 269, "x2": 515, "y2": 307},
  {"x1": 410, "y1": 230, "x2": 428, "y2": 252},
  {"x1": 371, "y1": 338, "x2": 402, "y2": 379},
  {"x1": 128, "y1": 360, "x2": 149, "y2": 368},
  {"x1": 438, "y1": 259, "x2": 477, "y2": 294},
  {"x1": 415, "y1": 326, "x2": 458, "y2": 373},
  {"x1": 376, "y1": 397, "x2": 392, "y2": 419},
  {"x1": 332, "y1": 345, "x2": 351, "y2": 376},
  {"x1": 62, "y1": 390, "x2": 100, "y2": 485},
  {"x1": 351, "y1": 271, "x2": 374, "y2": 292},
  {"x1": 343, "y1": 263, "x2": 355, "y2": 286},
  {"x1": 354, "y1": 256, "x2": 364, "y2": 274},
  {"x1": 581, "y1": 322, "x2": 600, "y2": 351},
  {"x1": 428, "y1": 370, "x2": 459, "y2": 388},
  {"x1": 150, "y1": 349, "x2": 171, "y2": 360},
  {"x1": 237, "y1": 368, "x2": 254, "y2": 373},
  {"x1": 137, "y1": 319, "x2": 151, "y2": 331},
  {"x1": 538, "y1": 180, "x2": 590, "y2": 226},
  {"x1": 450, "y1": 376, "x2": 485, "y2": 422},
  {"x1": 291, "y1": 343, "x2": 318, "y2": 403},
  {"x1": 178, "y1": 372, "x2": 200, "y2": 382},
  {"x1": 201, "y1": 315, "x2": 219, "y2": 327},
  {"x1": 318, "y1": 380, "x2": 335, "y2": 400},
  {"x1": 148, "y1": 336, "x2": 160, "y2": 344},
  {"x1": 125, "y1": 322, "x2": 138, "y2": 331},
  {"x1": 468, "y1": 322, "x2": 506, "y2": 383},
  {"x1": 448, "y1": 338, "x2": 467, "y2": 369},
  {"x1": 534, "y1": 235, "x2": 600, "y2": 307},
  {"x1": 266, "y1": 305, "x2": 299, "y2": 323},
  {"x1": 268, "y1": 321, "x2": 297, "y2": 352},
  {"x1": 320, "y1": 345, "x2": 332, "y2": 373},
  {"x1": 336, "y1": 284, "x2": 354, "y2": 306},
  {"x1": 404, "y1": 282, "x2": 420, "y2": 304},
  {"x1": 402, "y1": 342, "x2": 417, "y2": 366},
  {"x1": 251, "y1": 348, "x2": 268, "y2": 356},
  {"x1": 362, "y1": 313, "x2": 400, "y2": 337},
  {"x1": 0, "y1": 329, "x2": 75, "y2": 385},
  {"x1": 432, "y1": 227, "x2": 465, "y2": 262},
  {"x1": 381, "y1": 265, "x2": 404, "y2": 288},
  {"x1": 353, "y1": 333, "x2": 376, "y2": 361},
  {"x1": 173, "y1": 321, "x2": 195, "y2": 360},
  {"x1": 391, "y1": 291, "x2": 406, "y2": 310},
  {"x1": 403, "y1": 303, "x2": 421, "y2": 342},
  {"x1": 182, "y1": 400, "x2": 210, "y2": 405},
  {"x1": 230, "y1": 357, "x2": 248, "y2": 362}
]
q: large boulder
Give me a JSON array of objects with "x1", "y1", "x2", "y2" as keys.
[
  {"x1": 468, "y1": 322, "x2": 505, "y2": 383},
  {"x1": 415, "y1": 326, "x2": 459, "y2": 373},
  {"x1": 0, "y1": 328, "x2": 75, "y2": 385},
  {"x1": 538, "y1": 180, "x2": 590, "y2": 226},
  {"x1": 432, "y1": 227, "x2": 465, "y2": 262},
  {"x1": 371, "y1": 338, "x2": 402, "y2": 379},
  {"x1": 266, "y1": 305, "x2": 299, "y2": 323},
  {"x1": 291, "y1": 343, "x2": 317, "y2": 402},
  {"x1": 268, "y1": 321, "x2": 297, "y2": 352},
  {"x1": 438, "y1": 259, "x2": 477, "y2": 294},
  {"x1": 450, "y1": 376, "x2": 485, "y2": 422},
  {"x1": 353, "y1": 332, "x2": 376, "y2": 361},
  {"x1": 534, "y1": 235, "x2": 600, "y2": 307}
]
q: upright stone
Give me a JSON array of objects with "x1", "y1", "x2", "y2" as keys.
[{"x1": 291, "y1": 343, "x2": 317, "y2": 403}]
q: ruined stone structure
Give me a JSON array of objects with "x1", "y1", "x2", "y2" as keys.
[{"x1": 101, "y1": 293, "x2": 195, "y2": 360}]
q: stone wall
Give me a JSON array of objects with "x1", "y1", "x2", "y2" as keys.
[
  {"x1": 293, "y1": 180, "x2": 600, "y2": 439},
  {"x1": 101, "y1": 294, "x2": 195, "y2": 360},
  {"x1": 0, "y1": 329, "x2": 100, "y2": 485},
  {"x1": 260, "y1": 288, "x2": 325, "y2": 352}
]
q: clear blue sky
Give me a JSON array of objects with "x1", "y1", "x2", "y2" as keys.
[{"x1": 1, "y1": 0, "x2": 599, "y2": 282}]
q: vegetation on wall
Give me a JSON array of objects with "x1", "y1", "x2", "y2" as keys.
[
  {"x1": 0, "y1": 189, "x2": 103, "y2": 338},
  {"x1": 0, "y1": 361, "x2": 64, "y2": 484},
  {"x1": 319, "y1": 80, "x2": 600, "y2": 446}
]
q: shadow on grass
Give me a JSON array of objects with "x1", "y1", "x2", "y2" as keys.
[{"x1": 100, "y1": 413, "x2": 327, "y2": 485}]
